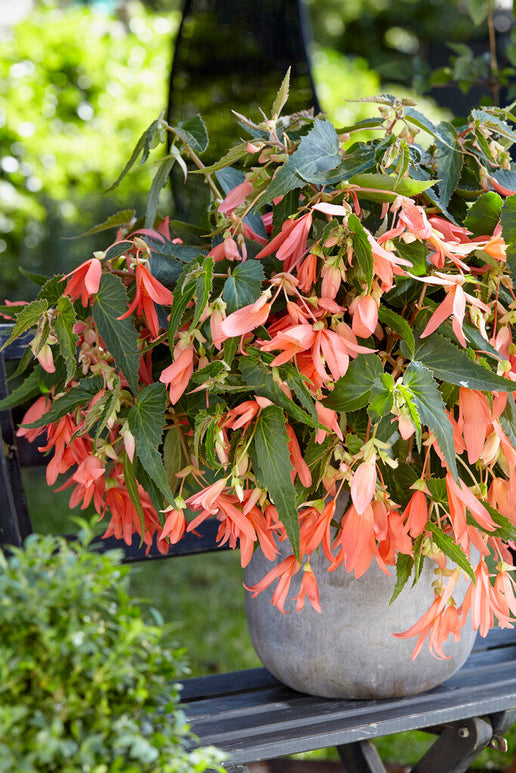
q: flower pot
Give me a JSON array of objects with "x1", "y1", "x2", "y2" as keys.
[{"x1": 244, "y1": 540, "x2": 477, "y2": 699}]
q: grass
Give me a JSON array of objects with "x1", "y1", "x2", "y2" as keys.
[{"x1": 22, "y1": 468, "x2": 515, "y2": 770}]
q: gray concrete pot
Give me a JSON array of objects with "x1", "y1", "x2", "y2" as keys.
[{"x1": 244, "y1": 538, "x2": 477, "y2": 699}]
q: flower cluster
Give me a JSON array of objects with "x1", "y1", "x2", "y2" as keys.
[{"x1": 3, "y1": 86, "x2": 516, "y2": 657}]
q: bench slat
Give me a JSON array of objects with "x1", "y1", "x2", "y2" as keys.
[{"x1": 182, "y1": 628, "x2": 516, "y2": 765}]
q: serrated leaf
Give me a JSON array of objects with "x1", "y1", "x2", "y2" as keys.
[
  {"x1": 402, "y1": 361, "x2": 457, "y2": 480},
  {"x1": 389, "y1": 553, "x2": 414, "y2": 605},
  {"x1": 55, "y1": 296, "x2": 77, "y2": 384},
  {"x1": 145, "y1": 156, "x2": 176, "y2": 229},
  {"x1": 474, "y1": 499, "x2": 516, "y2": 541},
  {"x1": 464, "y1": 191, "x2": 503, "y2": 236},
  {"x1": 323, "y1": 353, "x2": 382, "y2": 412},
  {"x1": 471, "y1": 109, "x2": 516, "y2": 142},
  {"x1": 251, "y1": 405, "x2": 300, "y2": 558},
  {"x1": 378, "y1": 306, "x2": 415, "y2": 359},
  {"x1": 0, "y1": 299, "x2": 48, "y2": 351},
  {"x1": 223, "y1": 260, "x2": 264, "y2": 313},
  {"x1": 404, "y1": 107, "x2": 458, "y2": 150},
  {"x1": 122, "y1": 451, "x2": 147, "y2": 539},
  {"x1": 407, "y1": 334, "x2": 516, "y2": 392},
  {"x1": 349, "y1": 172, "x2": 435, "y2": 199},
  {"x1": 290, "y1": 119, "x2": 341, "y2": 183},
  {"x1": 92, "y1": 274, "x2": 141, "y2": 395},
  {"x1": 163, "y1": 426, "x2": 185, "y2": 496},
  {"x1": 348, "y1": 213, "x2": 373, "y2": 289},
  {"x1": 435, "y1": 122, "x2": 463, "y2": 210},
  {"x1": 75, "y1": 210, "x2": 136, "y2": 238},
  {"x1": 368, "y1": 373, "x2": 395, "y2": 420},
  {"x1": 106, "y1": 119, "x2": 161, "y2": 192},
  {"x1": 174, "y1": 114, "x2": 209, "y2": 154},
  {"x1": 239, "y1": 356, "x2": 313, "y2": 427},
  {"x1": 168, "y1": 280, "x2": 196, "y2": 349},
  {"x1": 501, "y1": 194, "x2": 516, "y2": 282},
  {"x1": 271, "y1": 67, "x2": 291, "y2": 118},
  {"x1": 21, "y1": 376, "x2": 103, "y2": 428},
  {"x1": 192, "y1": 256, "x2": 214, "y2": 329},
  {"x1": 127, "y1": 383, "x2": 176, "y2": 507},
  {"x1": 192, "y1": 142, "x2": 250, "y2": 174},
  {"x1": 427, "y1": 522, "x2": 475, "y2": 581}
]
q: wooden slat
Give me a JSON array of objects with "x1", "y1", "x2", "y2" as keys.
[{"x1": 182, "y1": 628, "x2": 516, "y2": 766}]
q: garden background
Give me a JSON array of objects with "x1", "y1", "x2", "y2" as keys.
[{"x1": 2, "y1": 0, "x2": 515, "y2": 767}]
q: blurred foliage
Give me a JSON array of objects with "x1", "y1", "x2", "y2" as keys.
[
  {"x1": 0, "y1": 530, "x2": 226, "y2": 772},
  {"x1": 0, "y1": 0, "x2": 180, "y2": 299}
]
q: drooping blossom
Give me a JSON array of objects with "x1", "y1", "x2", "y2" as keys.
[
  {"x1": 63, "y1": 257, "x2": 102, "y2": 306},
  {"x1": 118, "y1": 261, "x2": 174, "y2": 338}
]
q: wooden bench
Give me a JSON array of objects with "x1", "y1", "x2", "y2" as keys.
[{"x1": 2, "y1": 324, "x2": 516, "y2": 773}]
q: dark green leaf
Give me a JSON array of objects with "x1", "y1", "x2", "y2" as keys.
[
  {"x1": 427, "y1": 523, "x2": 475, "y2": 581},
  {"x1": 21, "y1": 376, "x2": 103, "y2": 428},
  {"x1": 435, "y1": 122, "x2": 463, "y2": 210},
  {"x1": 55, "y1": 296, "x2": 77, "y2": 385},
  {"x1": 258, "y1": 163, "x2": 305, "y2": 206},
  {"x1": 368, "y1": 373, "x2": 395, "y2": 420},
  {"x1": 501, "y1": 194, "x2": 516, "y2": 282},
  {"x1": 378, "y1": 306, "x2": 415, "y2": 359},
  {"x1": 174, "y1": 115, "x2": 209, "y2": 154},
  {"x1": 105, "y1": 119, "x2": 161, "y2": 192},
  {"x1": 0, "y1": 364, "x2": 57, "y2": 411},
  {"x1": 407, "y1": 334, "x2": 515, "y2": 392},
  {"x1": 192, "y1": 256, "x2": 214, "y2": 329},
  {"x1": 464, "y1": 191, "x2": 503, "y2": 237},
  {"x1": 92, "y1": 274, "x2": 140, "y2": 395},
  {"x1": 168, "y1": 280, "x2": 196, "y2": 349},
  {"x1": 402, "y1": 361, "x2": 457, "y2": 479},
  {"x1": 239, "y1": 356, "x2": 314, "y2": 427},
  {"x1": 323, "y1": 353, "x2": 382, "y2": 412},
  {"x1": 163, "y1": 426, "x2": 185, "y2": 496},
  {"x1": 122, "y1": 451, "x2": 147, "y2": 539},
  {"x1": 381, "y1": 461, "x2": 418, "y2": 508},
  {"x1": 145, "y1": 156, "x2": 175, "y2": 229},
  {"x1": 127, "y1": 383, "x2": 176, "y2": 507},
  {"x1": 251, "y1": 405, "x2": 300, "y2": 559},
  {"x1": 389, "y1": 553, "x2": 414, "y2": 605},
  {"x1": 223, "y1": 260, "x2": 264, "y2": 313},
  {"x1": 348, "y1": 213, "x2": 373, "y2": 289},
  {"x1": 75, "y1": 210, "x2": 136, "y2": 238},
  {"x1": 290, "y1": 119, "x2": 341, "y2": 182},
  {"x1": 0, "y1": 299, "x2": 48, "y2": 351}
]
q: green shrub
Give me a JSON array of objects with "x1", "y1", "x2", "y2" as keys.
[{"x1": 0, "y1": 530, "x2": 226, "y2": 773}]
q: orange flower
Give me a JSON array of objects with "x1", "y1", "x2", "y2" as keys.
[
  {"x1": 159, "y1": 345, "x2": 194, "y2": 405},
  {"x1": 64, "y1": 258, "x2": 102, "y2": 306},
  {"x1": 118, "y1": 261, "x2": 173, "y2": 338}
]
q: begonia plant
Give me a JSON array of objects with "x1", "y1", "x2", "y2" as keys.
[{"x1": 3, "y1": 73, "x2": 516, "y2": 658}]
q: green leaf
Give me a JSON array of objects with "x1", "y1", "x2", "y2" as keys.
[
  {"x1": 368, "y1": 372, "x2": 395, "y2": 420},
  {"x1": 127, "y1": 383, "x2": 176, "y2": 507},
  {"x1": 306, "y1": 148, "x2": 376, "y2": 185},
  {"x1": 168, "y1": 280, "x2": 196, "y2": 349},
  {"x1": 0, "y1": 299, "x2": 48, "y2": 351},
  {"x1": 464, "y1": 191, "x2": 503, "y2": 236},
  {"x1": 251, "y1": 405, "x2": 300, "y2": 559},
  {"x1": 145, "y1": 156, "x2": 175, "y2": 229},
  {"x1": 350, "y1": 172, "x2": 435, "y2": 199},
  {"x1": 192, "y1": 142, "x2": 250, "y2": 174},
  {"x1": 105, "y1": 119, "x2": 161, "y2": 192},
  {"x1": 467, "y1": 0, "x2": 488, "y2": 25},
  {"x1": 258, "y1": 163, "x2": 305, "y2": 206},
  {"x1": 471, "y1": 110, "x2": 516, "y2": 142},
  {"x1": 21, "y1": 376, "x2": 103, "y2": 428},
  {"x1": 92, "y1": 274, "x2": 141, "y2": 395},
  {"x1": 323, "y1": 353, "x2": 382, "y2": 412},
  {"x1": 407, "y1": 334, "x2": 516, "y2": 392},
  {"x1": 163, "y1": 426, "x2": 185, "y2": 497},
  {"x1": 389, "y1": 553, "x2": 414, "y2": 605},
  {"x1": 473, "y1": 499, "x2": 516, "y2": 541},
  {"x1": 174, "y1": 115, "x2": 209, "y2": 154},
  {"x1": 348, "y1": 213, "x2": 373, "y2": 289},
  {"x1": 122, "y1": 451, "x2": 147, "y2": 539},
  {"x1": 0, "y1": 363, "x2": 63, "y2": 411},
  {"x1": 378, "y1": 306, "x2": 415, "y2": 359},
  {"x1": 239, "y1": 356, "x2": 314, "y2": 427},
  {"x1": 501, "y1": 194, "x2": 516, "y2": 282},
  {"x1": 192, "y1": 256, "x2": 214, "y2": 329},
  {"x1": 223, "y1": 261, "x2": 264, "y2": 313},
  {"x1": 427, "y1": 523, "x2": 475, "y2": 581},
  {"x1": 381, "y1": 461, "x2": 418, "y2": 508},
  {"x1": 54, "y1": 296, "x2": 77, "y2": 385},
  {"x1": 402, "y1": 361, "x2": 457, "y2": 480},
  {"x1": 404, "y1": 107, "x2": 460, "y2": 150},
  {"x1": 435, "y1": 122, "x2": 463, "y2": 210},
  {"x1": 271, "y1": 67, "x2": 290, "y2": 118},
  {"x1": 74, "y1": 210, "x2": 136, "y2": 238},
  {"x1": 289, "y1": 119, "x2": 341, "y2": 183}
]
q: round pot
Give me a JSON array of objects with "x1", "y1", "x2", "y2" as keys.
[{"x1": 244, "y1": 540, "x2": 477, "y2": 699}]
